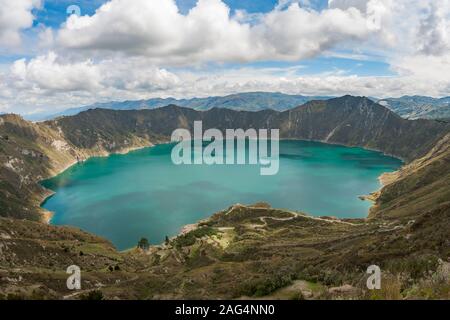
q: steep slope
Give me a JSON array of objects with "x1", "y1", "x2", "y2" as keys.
[
  {"x1": 53, "y1": 96, "x2": 449, "y2": 161},
  {"x1": 1, "y1": 96, "x2": 449, "y2": 221},
  {"x1": 281, "y1": 97, "x2": 449, "y2": 160},
  {"x1": 0, "y1": 217, "x2": 148, "y2": 299},
  {"x1": 0, "y1": 114, "x2": 160, "y2": 221},
  {"x1": 372, "y1": 133, "x2": 450, "y2": 220}
]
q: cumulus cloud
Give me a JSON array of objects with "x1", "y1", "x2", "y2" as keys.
[
  {"x1": 327, "y1": 0, "x2": 450, "y2": 77},
  {"x1": 1, "y1": 52, "x2": 181, "y2": 113},
  {"x1": 0, "y1": 0, "x2": 41, "y2": 47},
  {"x1": 392, "y1": 54, "x2": 450, "y2": 83},
  {"x1": 11, "y1": 52, "x2": 102, "y2": 92},
  {"x1": 56, "y1": 0, "x2": 374, "y2": 64},
  {"x1": 8, "y1": 52, "x2": 180, "y2": 93},
  {"x1": 258, "y1": 5, "x2": 369, "y2": 60},
  {"x1": 330, "y1": 0, "x2": 450, "y2": 56},
  {"x1": 416, "y1": 1, "x2": 450, "y2": 56}
]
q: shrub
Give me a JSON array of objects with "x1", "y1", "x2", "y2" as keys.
[
  {"x1": 173, "y1": 227, "x2": 217, "y2": 248},
  {"x1": 289, "y1": 291, "x2": 306, "y2": 300},
  {"x1": 80, "y1": 290, "x2": 104, "y2": 300},
  {"x1": 237, "y1": 274, "x2": 293, "y2": 297}
]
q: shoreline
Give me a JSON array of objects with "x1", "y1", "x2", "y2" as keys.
[
  {"x1": 281, "y1": 137, "x2": 407, "y2": 162},
  {"x1": 38, "y1": 143, "x2": 156, "y2": 224},
  {"x1": 38, "y1": 138, "x2": 405, "y2": 251}
]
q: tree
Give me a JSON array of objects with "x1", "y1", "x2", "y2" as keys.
[{"x1": 137, "y1": 237, "x2": 150, "y2": 250}]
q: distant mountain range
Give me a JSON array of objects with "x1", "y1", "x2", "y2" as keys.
[
  {"x1": 26, "y1": 92, "x2": 333, "y2": 121},
  {"x1": 377, "y1": 96, "x2": 450, "y2": 120},
  {"x1": 23, "y1": 92, "x2": 450, "y2": 121}
]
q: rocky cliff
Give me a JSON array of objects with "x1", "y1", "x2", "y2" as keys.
[
  {"x1": 50, "y1": 96, "x2": 448, "y2": 160},
  {"x1": 0, "y1": 96, "x2": 449, "y2": 299}
]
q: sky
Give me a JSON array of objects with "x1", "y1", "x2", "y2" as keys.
[{"x1": 0, "y1": 0, "x2": 449, "y2": 115}]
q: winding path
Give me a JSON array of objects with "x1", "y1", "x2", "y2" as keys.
[{"x1": 225, "y1": 204, "x2": 358, "y2": 228}]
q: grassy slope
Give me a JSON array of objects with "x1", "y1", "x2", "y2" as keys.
[
  {"x1": 0, "y1": 96, "x2": 449, "y2": 299},
  {"x1": 1, "y1": 200, "x2": 448, "y2": 299},
  {"x1": 373, "y1": 133, "x2": 450, "y2": 220}
]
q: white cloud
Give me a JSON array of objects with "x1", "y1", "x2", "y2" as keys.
[
  {"x1": 416, "y1": 1, "x2": 450, "y2": 56},
  {"x1": 327, "y1": 0, "x2": 450, "y2": 80},
  {"x1": 37, "y1": 26, "x2": 54, "y2": 49},
  {"x1": 10, "y1": 52, "x2": 102, "y2": 92},
  {"x1": 392, "y1": 54, "x2": 450, "y2": 83},
  {"x1": 9, "y1": 52, "x2": 180, "y2": 93},
  {"x1": 0, "y1": 0, "x2": 41, "y2": 47},
  {"x1": 175, "y1": 66, "x2": 450, "y2": 99},
  {"x1": 57, "y1": 0, "x2": 373, "y2": 64},
  {"x1": 0, "y1": 53, "x2": 181, "y2": 113},
  {"x1": 99, "y1": 57, "x2": 181, "y2": 91},
  {"x1": 256, "y1": 5, "x2": 369, "y2": 60},
  {"x1": 328, "y1": 0, "x2": 368, "y2": 11}
]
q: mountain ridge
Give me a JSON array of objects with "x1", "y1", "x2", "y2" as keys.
[
  {"x1": 24, "y1": 92, "x2": 450, "y2": 122},
  {"x1": 27, "y1": 92, "x2": 334, "y2": 121},
  {"x1": 53, "y1": 96, "x2": 445, "y2": 161},
  {"x1": 1, "y1": 95, "x2": 449, "y2": 299}
]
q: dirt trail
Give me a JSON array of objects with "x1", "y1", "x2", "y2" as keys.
[{"x1": 227, "y1": 204, "x2": 358, "y2": 227}]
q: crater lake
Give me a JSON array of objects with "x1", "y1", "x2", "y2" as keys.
[{"x1": 42, "y1": 140, "x2": 402, "y2": 250}]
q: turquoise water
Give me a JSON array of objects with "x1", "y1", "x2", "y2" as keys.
[{"x1": 42, "y1": 140, "x2": 402, "y2": 250}]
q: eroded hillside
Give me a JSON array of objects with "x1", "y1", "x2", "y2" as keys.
[
  {"x1": 0, "y1": 96, "x2": 449, "y2": 299},
  {"x1": 1, "y1": 199, "x2": 448, "y2": 299},
  {"x1": 2, "y1": 96, "x2": 449, "y2": 220}
]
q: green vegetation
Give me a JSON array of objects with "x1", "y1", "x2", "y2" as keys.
[
  {"x1": 80, "y1": 290, "x2": 104, "y2": 300},
  {"x1": 237, "y1": 274, "x2": 294, "y2": 297},
  {"x1": 137, "y1": 238, "x2": 150, "y2": 250},
  {"x1": 173, "y1": 227, "x2": 218, "y2": 248}
]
